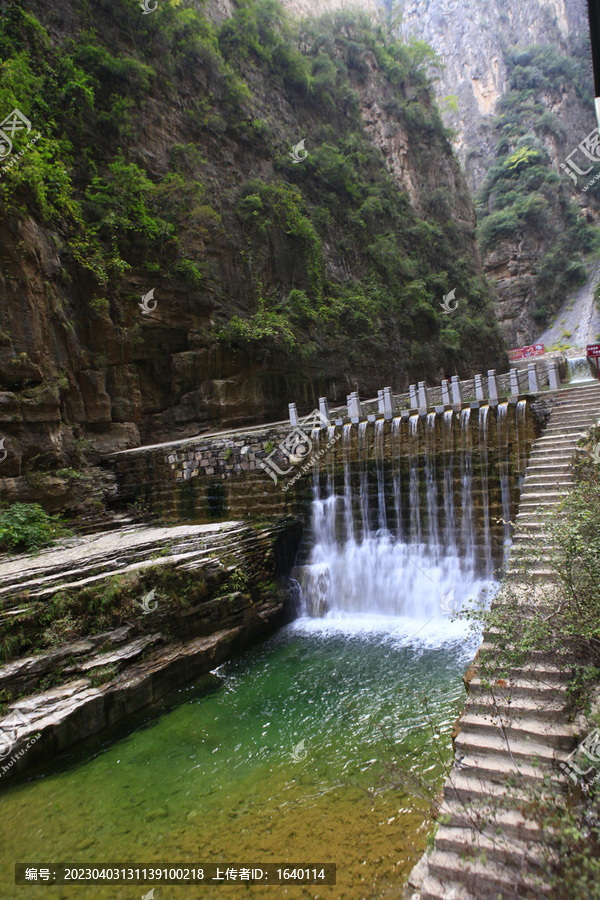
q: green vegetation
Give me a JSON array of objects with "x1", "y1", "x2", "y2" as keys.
[
  {"x1": 0, "y1": 0, "x2": 504, "y2": 385},
  {"x1": 0, "y1": 503, "x2": 71, "y2": 552},
  {"x1": 477, "y1": 45, "x2": 600, "y2": 329}
]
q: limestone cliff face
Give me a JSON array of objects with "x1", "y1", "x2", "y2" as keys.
[
  {"x1": 398, "y1": 0, "x2": 591, "y2": 190},
  {"x1": 278, "y1": 0, "x2": 598, "y2": 347},
  {"x1": 0, "y1": 0, "x2": 504, "y2": 513},
  {"x1": 396, "y1": 0, "x2": 598, "y2": 347}
]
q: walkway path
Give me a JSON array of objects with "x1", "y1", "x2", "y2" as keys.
[{"x1": 407, "y1": 380, "x2": 600, "y2": 900}]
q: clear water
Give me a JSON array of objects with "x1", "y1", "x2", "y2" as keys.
[{"x1": 0, "y1": 618, "x2": 477, "y2": 899}]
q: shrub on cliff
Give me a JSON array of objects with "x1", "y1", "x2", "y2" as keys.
[
  {"x1": 476, "y1": 46, "x2": 600, "y2": 328},
  {"x1": 0, "y1": 503, "x2": 71, "y2": 553}
]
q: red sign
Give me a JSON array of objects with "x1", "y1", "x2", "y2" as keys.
[
  {"x1": 508, "y1": 343, "x2": 545, "y2": 361},
  {"x1": 587, "y1": 344, "x2": 600, "y2": 358}
]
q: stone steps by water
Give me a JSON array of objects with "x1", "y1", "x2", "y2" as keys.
[
  {"x1": 422, "y1": 847, "x2": 550, "y2": 900},
  {"x1": 406, "y1": 380, "x2": 600, "y2": 899},
  {"x1": 464, "y1": 692, "x2": 568, "y2": 723},
  {"x1": 453, "y1": 729, "x2": 567, "y2": 767}
]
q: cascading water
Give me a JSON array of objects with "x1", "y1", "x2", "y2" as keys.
[
  {"x1": 358, "y1": 421, "x2": 371, "y2": 539},
  {"x1": 443, "y1": 410, "x2": 456, "y2": 554},
  {"x1": 460, "y1": 408, "x2": 474, "y2": 570},
  {"x1": 375, "y1": 419, "x2": 387, "y2": 532},
  {"x1": 497, "y1": 402, "x2": 512, "y2": 562},
  {"x1": 409, "y1": 414, "x2": 422, "y2": 546},
  {"x1": 326, "y1": 425, "x2": 336, "y2": 496},
  {"x1": 295, "y1": 404, "x2": 523, "y2": 633},
  {"x1": 392, "y1": 417, "x2": 403, "y2": 540},
  {"x1": 516, "y1": 399, "x2": 528, "y2": 481},
  {"x1": 478, "y1": 405, "x2": 493, "y2": 577},
  {"x1": 567, "y1": 356, "x2": 595, "y2": 384},
  {"x1": 425, "y1": 412, "x2": 440, "y2": 561},
  {"x1": 343, "y1": 423, "x2": 354, "y2": 543}
]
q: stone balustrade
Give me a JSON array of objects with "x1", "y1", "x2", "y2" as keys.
[{"x1": 289, "y1": 357, "x2": 561, "y2": 428}]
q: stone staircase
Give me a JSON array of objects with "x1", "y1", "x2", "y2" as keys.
[{"x1": 407, "y1": 381, "x2": 600, "y2": 900}]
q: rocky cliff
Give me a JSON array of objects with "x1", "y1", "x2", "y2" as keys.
[
  {"x1": 396, "y1": 0, "x2": 600, "y2": 347},
  {"x1": 0, "y1": 0, "x2": 504, "y2": 515},
  {"x1": 0, "y1": 517, "x2": 301, "y2": 779},
  {"x1": 281, "y1": 0, "x2": 600, "y2": 347}
]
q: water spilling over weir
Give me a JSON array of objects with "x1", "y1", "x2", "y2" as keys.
[
  {"x1": 294, "y1": 402, "x2": 532, "y2": 622},
  {"x1": 567, "y1": 356, "x2": 595, "y2": 384}
]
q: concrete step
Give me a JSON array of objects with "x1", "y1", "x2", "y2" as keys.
[
  {"x1": 478, "y1": 640, "x2": 574, "y2": 668},
  {"x1": 522, "y1": 463, "x2": 571, "y2": 473},
  {"x1": 514, "y1": 511, "x2": 559, "y2": 524},
  {"x1": 439, "y1": 798, "x2": 547, "y2": 845},
  {"x1": 542, "y1": 428, "x2": 589, "y2": 437},
  {"x1": 420, "y1": 873, "x2": 476, "y2": 900},
  {"x1": 522, "y1": 475, "x2": 574, "y2": 486},
  {"x1": 425, "y1": 847, "x2": 550, "y2": 898},
  {"x1": 467, "y1": 675, "x2": 568, "y2": 701},
  {"x1": 533, "y1": 434, "x2": 583, "y2": 443},
  {"x1": 527, "y1": 452, "x2": 577, "y2": 462},
  {"x1": 487, "y1": 663, "x2": 568, "y2": 685},
  {"x1": 528, "y1": 447, "x2": 576, "y2": 458},
  {"x1": 518, "y1": 490, "x2": 568, "y2": 502},
  {"x1": 504, "y1": 565, "x2": 556, "y2": 583},
  {"x1": 443, "y1": 771, "x2": 534, "y2": 806},
  {"x1": 453, "y1": 728, "x2": 567, "y2": 766},
  {"x1": 454, "y1": 751, "x2": 562, "y2": 789},
  {"x1": 458, "y1": 711, "x2": 576, "y2": 750},
  {"x1": 434, "y1": 823, "x2": 547, "y2": 863},
  {"x1": 465, "y1": 693, "x2": 567, "y2": 723}
]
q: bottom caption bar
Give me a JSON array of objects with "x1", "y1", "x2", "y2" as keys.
[{"x1": 16, "y1": 864, "x2": 336, "y2": 885}]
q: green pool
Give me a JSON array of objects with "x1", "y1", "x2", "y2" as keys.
[{"x1": 0, "y1": 616, "x2": 475, "y2": 899}]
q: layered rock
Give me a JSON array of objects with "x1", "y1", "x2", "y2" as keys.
[{"x1": 0, "y1": 517, "x2": 301, "y2": 780}]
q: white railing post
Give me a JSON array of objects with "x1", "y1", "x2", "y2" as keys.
[
  {"x1": 474, "y1": 374, "x2": 485, "y2": 401},
  {"x1": 441, "y1": 379, "x2": 451, "y2": 406},
  {"x1": 487, "y1": 369, "x2": 498, "y2": 402},
  {"x1": 528, "y1": 363, "x2": 539, "y2": 394},
  {"x1": 451, "y1": 376, "x2": 462, "y2": 406},
  {"x1": 383, "y1": 386, "x2": 393, "y2": 420}
]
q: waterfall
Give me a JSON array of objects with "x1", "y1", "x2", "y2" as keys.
[
  {"x1": 310, "y1": 428, "x2": 323, "y2": 545},
  {"x1": 479, "y1": 405, "x2": 493, "y2": 578},
  {"x1": 358, "y1": 421, "x2": 371, "y2": 539},
  {"x1": 294, "y1": 402, "x2": 522, "y2": 628},
  {"x1": 310, "y1": 427, "x2": 337, "y2": 555},
  {"x1": 443, "y1": 410, "x2": 456, "y2": 554},
  {"x1": 409, "y1": 414, "x2": 422, "y2": 546},
  {"x1": 516, "y1": 400, "x2": 528, "y2": 480},
  {"x1": 343, "y1": 424, "x2": 354, "y2": 542},
  {"x1": 425, "y1": 412, "x2": 440, "y2": 560},
  {"x1": 567, "y1": 356, "x2": 595, "y2": 384},
  {"x1": 460, "y1": 408, "x2": 474, "y2": 569},
  {"x1": 326, "y1": 425, "x2": 336, "y2": 497},
  {"x1": 497, "y1": 402, "x2": 512, "y2": 562},
  {"x1": 312, "y1": 428, "x2": 320, "y2": 501},
  {"x1": 375, "y1": 420, "x2": 388, "y2": 532},
  {"x1": 392, "y1": 417, "x2": 403, "y2": 540}
]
